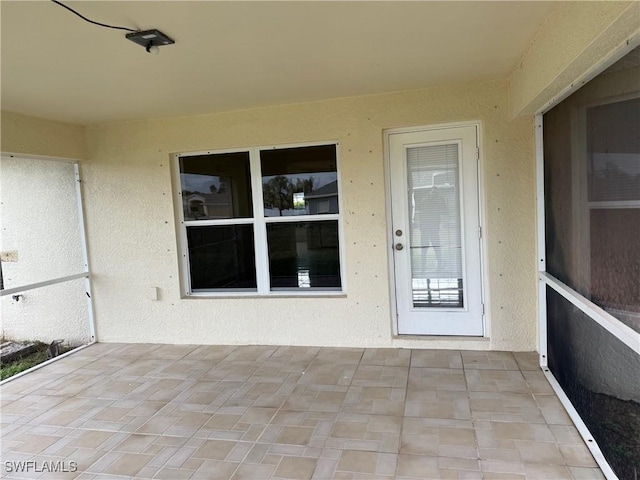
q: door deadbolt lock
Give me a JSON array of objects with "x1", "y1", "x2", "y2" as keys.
[
  {"x1": 395, "y1": 243, "x2": 404, "y2": 251},
  {"x1": 395, "y1": 229, "x2": 403, "y2": 237}
]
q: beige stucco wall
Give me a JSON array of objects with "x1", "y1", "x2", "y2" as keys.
[
  {"x1": 509, "y1": 1, "x2": 639, "y2": 118},
  {"x1": 1, "y1": 111, "x2": 87, "y2": 160},
  {"x1": 83, "y1": 80, "x2": 537, "y2": 351}
]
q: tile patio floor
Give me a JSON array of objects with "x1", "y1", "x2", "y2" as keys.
[{"x1": 0, "y1": 344, "x2": 603, "y2": 479}]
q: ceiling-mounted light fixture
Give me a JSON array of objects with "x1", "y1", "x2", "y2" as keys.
[
  {"x1": 126, "y1": 30, "x2": 175, "y2": 55},
  {"x1": 50, "y1": 0, "x2": 175, "y2": 54}
]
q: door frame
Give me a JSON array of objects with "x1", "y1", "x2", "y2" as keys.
[{"x1": 383, "y1": 121, "x2": 490, "y2": 336}]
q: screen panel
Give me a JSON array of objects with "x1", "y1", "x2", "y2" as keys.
[
  {"x1": 543, "y1": 51, "x2": 640, "y2": 333},
  {"x1": 546, "y1": 287, "x2": 640, "y2": 480}
]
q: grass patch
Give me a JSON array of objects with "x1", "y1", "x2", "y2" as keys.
[{"x1": 0, "y1": 342, "x2": 74, "y2": 381}]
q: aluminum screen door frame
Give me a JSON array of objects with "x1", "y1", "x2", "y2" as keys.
[
  {"x1": 388, "y1": 124, "x2": 484, "y2": 336},
  {"x1": 0, "y1": 152, "x2": 96, "y2": 342}
]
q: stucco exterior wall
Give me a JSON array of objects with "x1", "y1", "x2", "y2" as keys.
[
  {"x1": 1, "y1": 280, "x2": 90, "y2": 346},
  {"x1": 84, "y1": 80, "x2": 537, "y2": 351},
  {"x1": 0, "y1": 157, "x2": 90, "y2": 345},
  {"x1": 509, "y1": 1, "x2": 639, "y2": 118},
  {"x1": 1, "y1": 111, "x2": 87, "y2": 160}
]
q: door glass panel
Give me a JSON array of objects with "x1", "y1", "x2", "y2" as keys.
[{"x1": 407, "y1": 144, "x2": 463, "y2": 307}]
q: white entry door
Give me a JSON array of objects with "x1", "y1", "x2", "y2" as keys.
[{"x1": 388, "y1": 125, "x2": 484, "y2": 335}]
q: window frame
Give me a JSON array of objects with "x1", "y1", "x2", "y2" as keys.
[
  {"x1": 172, "y1": 141, "x2": 346, "y2": 297},
  {"x1": 569, "y1": 92, "x2": 640, "y2": 300}
]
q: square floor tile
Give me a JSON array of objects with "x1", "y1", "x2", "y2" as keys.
[{"x1": 0, "y1": 344, "x2": 605, "y2": 480}]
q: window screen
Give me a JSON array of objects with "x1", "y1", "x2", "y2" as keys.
[
  {"x1": 544, "y1": 51, "x2": 640, "y2": 332},
  {"x1": 543, "y1": 46, "x2": 640, "y2": 480}
]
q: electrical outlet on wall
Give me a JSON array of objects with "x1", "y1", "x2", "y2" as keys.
[
  {"x1": 0, "y1": 251, "x2": 18, "y2": 262},
  {"x1": 149, "y1": 287, "x2": 159, "y2": 301}
]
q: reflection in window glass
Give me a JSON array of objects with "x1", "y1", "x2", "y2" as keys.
[
  {"x1": 187, "y1": 225, "x2": 256, "y2": 290},
  {"x1": 179, "y1": 152, "x2": 253, "y2": 220},
  {"x1": 261, "y1": 145, "x2": 338, "y2": 217},
  {"x1": 588, "y1": 98, "x2": 640, "y2": 202},
  {"x1": 177, "y1": 142, "x2": 343, "y2": 294},
  {"x1": 267, "y1": 221, "x2": 341, "y2": 290},
  {"x1": 544, "y1": 47, "x2": 640, "y2": 332},
  {"x1": 590, "y1": 209, "x2": 640, "y2": 325}
]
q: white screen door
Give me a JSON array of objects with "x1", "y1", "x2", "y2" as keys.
[{"x1": 389, "y1": 126, "x2": 483, "y2": 335}]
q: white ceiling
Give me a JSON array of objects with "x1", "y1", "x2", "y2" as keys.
[{"x1": 1, "y1": 1, "x2": 556, "y2": 125}]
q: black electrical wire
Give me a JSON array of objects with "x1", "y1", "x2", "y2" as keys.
[{"x1": 50, "y1": 0, "x2": 137, "y2": 33}]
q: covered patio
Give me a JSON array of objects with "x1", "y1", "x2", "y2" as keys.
[
  {"x1": 1, "y1": 345, "x2": 600, "y2": 479},
  {"x1": 1, "y1": 1, "x2": 638, "y2": 479}
]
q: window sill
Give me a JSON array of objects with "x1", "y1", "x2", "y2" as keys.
[{"x1": 183, "y1": 291, "x2": 347, "y2": 300}]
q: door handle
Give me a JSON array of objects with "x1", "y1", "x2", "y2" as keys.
[{"x1": 395, "y1": 243, "x2": 404, "y2": 251}]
